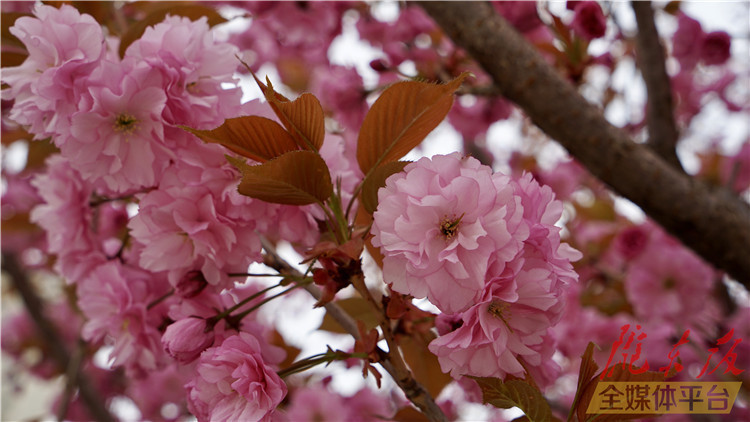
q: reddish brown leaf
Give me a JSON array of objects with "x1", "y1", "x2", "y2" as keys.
[
  {"x1": 269, "y1": 329, "x2": 301, "y2": 371},
  {"x1": 181, "y1": 116, "x2": 298, "y2": 162},
  {"x1": 399, "y1": 333, "x2": 452, "y2": 398},
  {"x1": 568, "y1": 342, "x2": 600, "y2": 420},
  {"x1": 392, "y1": 406, "x2": 429, "y2": 422},
  {"x1": 356, "y1": 72, "x2": 469, "y2": 174},
  {"x1": 318, "y1": 297, "x2": 379, "y2": 335},
  {"x1": 118, "y1": 3, "x2": 226, "y2": 57},
  {"x1": 468, "y1": 376, "x2": 553, "y2": 422},
  {"x1": 361, "y1": 161, "x2": 410, "y2": 214},
  {"x1": 26, "y1": 139, "x2": 60, "y2": 170},
  {"x1": 254, "y1": 76, "x2": 325, "y2": 152},
  {"x1": 229, "y1": 151, "x2": 332, "y2": 206}
]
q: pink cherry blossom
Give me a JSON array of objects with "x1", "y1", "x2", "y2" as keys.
[
  {"x1": 186, "y1": 332, "x2": 287, "y2": 422},
  {"x1": 2, "y1": 4, "x2": 105, "y2": 139},
  {"x1": 77, "y1": 261, "x2": 170, "y2": 373},
  {"x1": 30, "y1": 155, "x2": 107, "y2": 283},
  {"x1": 701, "y1": 31, "x2": 731, "y2": 66},
  {"x1": 125, "y1": 363, "x2": 193, "y2": 421},
  {"x1": 128, "y1": 158, "x2": 270, "y2": 290},
  {"x1": 231, "y1": 1, "x2": 348, "y2": 74},
  {"x1": 507, "y1": 172, "x2": 581, "y2": 285},
  {"x1": 448, "y1": 96, "x2": 512, "y2": 142},
  {"x1": 624, "y1": 228, "x2": 717, "y2": 325},
  {"x1": 372, "y1": 153, "x2": 528, "y2": 313},
  {"x1": 284, "y1": 387, "x2": 348, "y2": 422},
  {"x1": 125, "y1": 15, "x2": 243, "y2": 129},
  {"x1": 356, "y1": 6, "x2": 438, "y2": 68},
  {"x1": 493, "y1": 1, "x2": 553, "y2": 45},
  {"x1": 162, "y1": 317, "x2": 216, "y2": 364},
  {"x1": 672, "y1": 12, "x2": 704, "y2": 71},
  {"x1": 284, "y1": 386, "x2": 392, "y2": 422},
  {"x1": 493, "y1": 1, "x2": 544, "y2": 34},
  {"x1": 64, "y1": 59, "x2": 170, "y2": 193},
  {"x1": 570, "y1": 1, "x2": 607, "y2": 41},
  {"x1": 310, "y1": 65, "x2": 367, "y2": 132},
  {"x1": 429, "y1": 257, "x2": 565, "y2": 383}
]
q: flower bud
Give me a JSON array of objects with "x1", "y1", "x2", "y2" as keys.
[
  {"x1": 701, "y1": 31, "x2": 731, "y2": 66},
  {"x1": 162, "y1": 317, "x2": 214, "y2": 363},
  {"x1": 571, "y1": 1, "x2": 607, "y2": 41}
]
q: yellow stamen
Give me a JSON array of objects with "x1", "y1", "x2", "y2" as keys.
[
  {"x1": 113, "y1": 113, "x2": 139, "y2": 135},
  {"x1": 439, "y1": 213, "x2": 465, "y2": 240},
  {"x1": 488, "y1": 301, "x2": 514, "y2": 333}
]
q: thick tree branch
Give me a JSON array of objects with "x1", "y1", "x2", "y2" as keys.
[
  {"x1": 420, "y1": 1, "x2": 750, "y2": 286},
  {"x1": 259, "y1": 239, "x2": 447, "y2": 422},
  {"x1": 631, "y1": 1, "x2": 683, "y2": 171},
  {"x1": 1, "y1": 253, "x2": 115, "y2": 422}
]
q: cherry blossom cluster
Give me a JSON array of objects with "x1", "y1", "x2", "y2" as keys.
[
  {"x1": 2, "y1": 4, "x2": 317, "y2": 420},
  {"x1": 372, "y1": 153, "x2": 580, "y2": 385},
  {"x1": 1, "y1": 1, "x2": 747, "y2": 421}
]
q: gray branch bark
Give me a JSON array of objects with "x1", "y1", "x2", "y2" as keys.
[
  {"x1": 420, "y1": 1, "x2": 750, "y2": 286},
  {"x1": 1, "y1": 253, "x2": 115, "y2": 422},
  {"x1": 632, "y1": 1, "x2": 683, "y2": 171}
]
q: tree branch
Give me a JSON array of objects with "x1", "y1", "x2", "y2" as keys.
[
  {"x1": 420, "y1": 1, "x2": 750, "y2": 286},
  {"x1": 1, "y1": 252, "x2": 115, "y2": 422},
  {"x1": 259, "y1": 239, "x2": 447, "y2": 422},
  {"x1": 631, "y1": 1, "x2": 683, "y2": 171}
]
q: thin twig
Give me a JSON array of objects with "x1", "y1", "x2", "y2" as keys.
[
  {"x1": 631, "y1": 1, "x2": 683, "y2": 171},
  {"x1": 56, "y1": 340, "x2": 85, "y2": 421},
  {"x1": 259, "y1": 238, "x2": 447, "y2": 422},
  {"x1": 1, "y1": 253, "x2": 115, "y2": 422}
]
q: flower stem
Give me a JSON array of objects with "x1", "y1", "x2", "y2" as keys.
[
  {"x1": 229, "y1": 279, "x2": 312, "y2": 323},
  {"x1": 146, "y1": 289, "x2": 175, "y2": 310},
  {"x1": 276, "y1": 349, "x2": 368, "y2": 378}
]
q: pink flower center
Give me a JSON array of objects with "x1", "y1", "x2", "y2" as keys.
[
  {"x1": 113, "y1": 113, "x2": 139, "y2": 135},
  {"x1": 439, "y1": 213, "x2": 464, "y2": 240}
]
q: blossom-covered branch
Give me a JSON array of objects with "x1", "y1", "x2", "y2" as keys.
[{"x1": 420, "y1": 1, "x2": 750, "y2": 285}]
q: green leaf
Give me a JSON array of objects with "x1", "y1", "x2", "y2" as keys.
[
  {"x1": 181, "y1": 116, "x2": 298, "y2": 162},
  {"x1": 318, "y1": 297, "x2": 379, "y2": 334},
  {"x1": 468, "y1": 376, "x2": 552, "y2": 422},
  {"x1": 230, "y1": 151, "x2": 332, "y2": 205},
  {"x1": 356, "y1": 72, "x2": 469, "y2": 174},
  {"x1": 118, "y1": 3, "x2": 227, "y2": 58},
  {"x1": 254, "y1": 76, "x2": 325, "y2": 151},
  {"x1": 360, "y1": 161, "x2": 410, "y2": 214}
]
